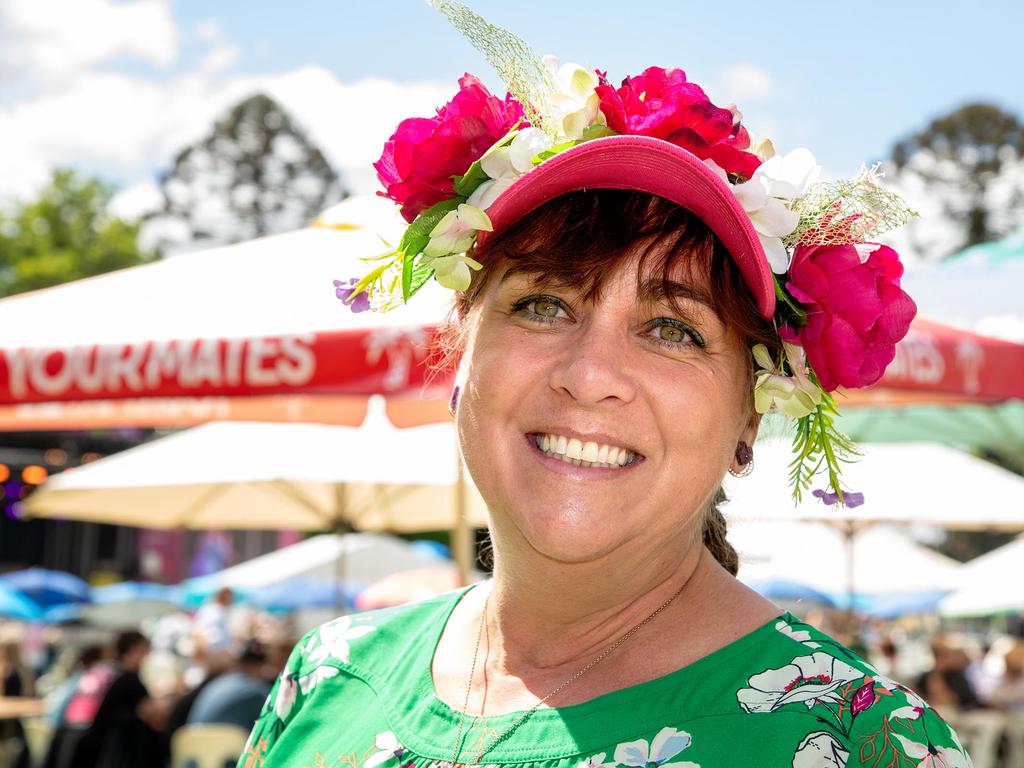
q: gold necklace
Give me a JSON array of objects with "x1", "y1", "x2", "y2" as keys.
[{"x1": 449, "y1": 553, "x2": 702, "y2": 766}]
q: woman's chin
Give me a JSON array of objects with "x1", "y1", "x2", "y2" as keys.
[{"x1": 496, "y1": 504, "x2": 639, "y2": 565}]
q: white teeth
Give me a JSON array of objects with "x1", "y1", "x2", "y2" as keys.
[
  {"x1": 566, "y1": 438, "x2": 583, "y2": 461},
  {"x1": 533, "y1": 432, "x2": 637, "y2": 469}
]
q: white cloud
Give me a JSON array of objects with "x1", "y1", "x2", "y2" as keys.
[
  {"x1": 0, "y1": 0, "x2": 178, "y2": 86},
  {"x1": 718, "y1": 64, "x2": 775, "y2": 102},
  {"x1": 0, "y1": 58, "x2": 455, "y2": 211}
]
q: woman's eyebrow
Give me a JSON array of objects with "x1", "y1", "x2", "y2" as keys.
[{"x1": 639, "y1": 278, "x2": 721, "y2": 320}]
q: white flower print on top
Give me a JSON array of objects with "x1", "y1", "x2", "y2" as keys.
[
  {"x1": 297, "y1": 665, "x2": 340, "y2": 695},
  {"x1": 614, "y1": 726, "x2": 700, "y2": 768},
  {"x1": 893, "y1": 734, "x2": 973, "y2": 768},
  {"x1": 364, "y1": 731, "x2": 405, "y2": 768},
  {"x1": 273, "y1": 673, "x2": 298, "y2": 721},
  {"x1": 307, "y1": 616, "x2": 375, "y2": 665},
  {"x1": 869, "y1": 673, "x2": 928, "y2": 722},
  {"x1": 775, "y1": 620, "x2": 822, "y2": 649},
  {"x1": 792, "y1": 731, "x2": 849, "y2": 768},
  {"x1": 737, "y1": 652, "x2": 864, "y2": 713},
  {"x1": 579, "y1": 753, "x2": 615, "y2": 768}
]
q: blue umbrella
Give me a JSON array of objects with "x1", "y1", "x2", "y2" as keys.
[
  {"x1": 248, "y1": 579, "x2": 360, "y2": 612},
  {"x1": 861, "y1": 590, "x2": 950, "y2": 619},
  {"x1": 0, "y1": 567, "x2": 91, "y2": 608},
  {"x1": 91, "y1": 581, "x2": 180, "y2": 604},
  {"x1": 0, "y1": 584, "x2": 43, "y2": 621},
  {"x1": 747, "y1": 579, "x2": 838, "y2": 608}
]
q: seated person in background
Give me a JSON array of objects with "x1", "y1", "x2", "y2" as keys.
[
  {"x1": 916, "y1": 635, "x2": 983, "y2": 713},
  {"x1": 987, "y1": 640, "x2": 1024, "y2": 712},
  {"x1": 48, "y1": 645, "x2": 107, "y2": 726},
  {"x1": 163, "y1": 648, "x2": 233, "y2": 748},
  {"x1": 70, "y1": 630, "x2": 168, "y2": 768},
  {"x1": 186, "y1": 639, "x2": 271, "y2": 731}
]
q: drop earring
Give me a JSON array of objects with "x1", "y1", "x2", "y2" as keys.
[{"x1": 729, "y1": 441, "x2": 754, "y2": 477}]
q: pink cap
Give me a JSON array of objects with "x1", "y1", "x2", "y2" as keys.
[{"x1": 474, "y1": 134, "x2": 775, "y2": 320}]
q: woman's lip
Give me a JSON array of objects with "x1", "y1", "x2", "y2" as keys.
[{"x1": 523, "y1": 434, "x2": 644, "y2": 476}]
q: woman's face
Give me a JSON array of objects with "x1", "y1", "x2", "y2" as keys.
[{"x1": 456, "y1": 243, "x2": 760, "y2": 565}]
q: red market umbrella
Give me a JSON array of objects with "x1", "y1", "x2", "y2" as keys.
[{"x1": 0, "y1": 196, "x2": 454, "y2": 411}]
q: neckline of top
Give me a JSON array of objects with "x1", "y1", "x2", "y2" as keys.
[{"x1": 382, "y1": 583, "x2": 789, "y2": 763}]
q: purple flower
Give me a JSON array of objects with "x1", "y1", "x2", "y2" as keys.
[
  {"x1": 334, "y1": 278, "x2": 370, "y2": 313},
  {"x1": 812, "y1": 488, "x2": 865, "y2": 508}
]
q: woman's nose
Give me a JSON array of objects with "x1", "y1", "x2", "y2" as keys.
[{"x1": 547, "y1": 320, "x2": 637, "y2": 406}]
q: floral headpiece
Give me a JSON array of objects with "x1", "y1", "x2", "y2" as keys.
[{"x1": 339, "y1": 0, "x2": 918, "y2": 505}]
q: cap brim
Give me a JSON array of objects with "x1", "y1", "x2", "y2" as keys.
[{"x1": 474, "y1": 134, "x2": 775, "y2": 320}]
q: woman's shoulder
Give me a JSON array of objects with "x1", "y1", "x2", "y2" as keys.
[
  {"x1": 286, "y1": 587, "x2": 467, "y2": 680},
  {"x1": 735, "y1": 613, "x2": 973, "y2": 767}
]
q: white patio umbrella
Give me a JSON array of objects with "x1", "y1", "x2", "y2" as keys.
[
  {"x1": 23, "y1": 397, "x2": 488, "y2": 581},
  {"x1": 722, "y1": 441, "x2": 1024, "y2": 607},
  {"x1": 731, "y1": 521, "x2": 963, "y2": 599},
  {"x1": 939, "y1": 535, "x2": 1024, "y2": 617},
  {"x1": 723, "y1": 441, "x2": 1024, "y2": 530},
  {"x1": 23, "y1": 398, "x2": 487, "y2": 532}
]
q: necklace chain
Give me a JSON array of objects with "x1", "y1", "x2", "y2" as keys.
[{"x1": 450, "y1": 556, "x2": 701, "y2": 766}]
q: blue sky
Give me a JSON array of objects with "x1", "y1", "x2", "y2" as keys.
[
  {"x1": 168, "y1": 0, "x2": 1024, "y2": 176},
  {"x1": 2, "y1": 0, "x2": 1022, "y2": 211}
]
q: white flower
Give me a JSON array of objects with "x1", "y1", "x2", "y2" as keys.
[
  {"x1": 893, "y1": 735, "x2": 972, "y2": 768},
  {"x1": 427, "y1": 253, "x2": 484, "y2": 291},
  {"x1": 792, "y1": 731, "x2": 849, "y2": 768},
  {"x1": 752, "y1": 342, "x2": 821, "y2": 419},
  {"x1": 297, "y1": 665, "x2": 340, "y2": 695},
  {"x1": 614, "y1": 727, "x2": 700, "y2": 768},
  {"x1": 364, "y1": 731, "x2": 405, "y2": 768},
  {"x1": 273, "y1": 673, "x2": 297, "y2": 721},
  {"x1": 542, "y1": 55, "x2": 605, "y2": 140},
  {"x1": 579, "y1": 753, "x2": 615, "y2": 768},
  {"x1": 467, "y1": 128, "x2": 553, "y2": 210},
  {"x1": 775, "y1": 619, "x2": 821, "y2": 649},
  {"x1": 888, "y1": 687, "x2": 927, "y2": 721},
  {"x1": 306, "y1": 616, "x2": 375, "y2": 665},
  {"x1": 737, "y1": 652, "x2": 864, "y2": 713},
  {"x1": 424, "y1": 204, "x2": 493, "y2": 258},
  {"x1": 707, "y1": 148, "x2": 820, "y2": 274}
]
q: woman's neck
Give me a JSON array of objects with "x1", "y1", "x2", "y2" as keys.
[{"x1": 484, "y1": 527, "x2": 713, "y2": 674}]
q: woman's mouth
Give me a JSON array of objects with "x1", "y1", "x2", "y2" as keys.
[{"x1": 530, "y1": 432, "x2": 642, "y2": 469}]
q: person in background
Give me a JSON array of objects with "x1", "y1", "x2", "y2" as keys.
[
  {"x1": 187, "y1": 640, "x2": 271, "y2": 731},
  {"x1": 44, "y1": 645, "x2": 105, "y2": 726},
  {"x1": 163, "y1": 648, "x2": 233, "y2": 749},
  {"x1": 70, "y1": 630, "x2": 167, "y2": 768},
  {"x1": 1, "y1": 640, "x2": 34, "y2": 697},
  {"x1": 193, "y1": 587, "x2": 237, "y2": 660},
  {"x1": 0, "y1": 641, "x2": 34, "y2": 768},
  {"x1": 915, "y1": 635, "x2": 983, "y2": 713},
  {"x1": 987, "y1": 639, "x2": 1024, "y2": 712}
]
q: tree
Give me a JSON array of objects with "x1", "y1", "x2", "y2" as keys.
[
  {"x1": 155, "y1": 93, "x2": 345, "y2": 249},
  {"x1": 891, "y1": 103, "x2": 1024, "y2": 258},
  {"x1": 0, "y1": 170, "x2": 154, "y2": 297}
]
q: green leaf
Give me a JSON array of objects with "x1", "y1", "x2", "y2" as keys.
[
  {"x1": 397, "y1": 197, "x2": 465, "y2": 258},
  {"x1": 401, "y1": 251, "x2": 415, "y2": 302},
  {"x1": 533, "y1": 138, "x2": 581, "y2": 164},
  {"x1": 581, "y1": 124, "x2": 616, "y2": 141},
  {"x1": 452, "y1": 122, "x2": 523, "y2": 198},
  {"x1": 453, "y1": 161, "x2": 489, "y2": 199}
]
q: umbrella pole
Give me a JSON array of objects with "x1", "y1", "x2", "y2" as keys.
[
  {"x1": 333, "y1": 485, "x2": 350, "y2": 614},
  {"x1": 844, "y1": 520, "x2": 855, "y2": 614},
  {"x1": 452, "y1": 444, "x2": 473, "y2": 587}
]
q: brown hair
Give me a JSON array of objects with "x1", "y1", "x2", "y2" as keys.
[{"x1": 455, "y1": 189, "x2": 779, "y2": 576}]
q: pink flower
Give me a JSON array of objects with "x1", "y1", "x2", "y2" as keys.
[
  {"x1": 595, "y1": 66, "x2": 761, "y2": 180},
  {"x1": 787, "y1": 243, "x2": 916, "y2": 392},
  {"x1": 373, "y1": 74, "x2": 525, "y2": 222}
]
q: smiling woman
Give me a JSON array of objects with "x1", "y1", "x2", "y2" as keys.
[{"x1": 236, "y1": 3, "x2": 967, "y2": 768}]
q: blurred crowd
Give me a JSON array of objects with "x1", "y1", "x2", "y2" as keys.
[
  {"x1": 1, "y1": 597, "x2": 1023, "y2": 767},
  {"x1": 0, "y1": 588, "x2": 296, "y2": 768}
]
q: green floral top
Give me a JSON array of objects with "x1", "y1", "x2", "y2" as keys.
[{"x1": 239, "y1": 587, "x2": 972, "y2": 768}]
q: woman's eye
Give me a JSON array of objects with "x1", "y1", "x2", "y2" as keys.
[
  {"x1": 534, "y1": 299, "x2": 560, "y2": 317},
  {"x1": 511, "y1": 295, "x2": 569, "y2": 322},
  {"x1": 646, "y1": 319, "x2": 705, "y2": 348}
]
